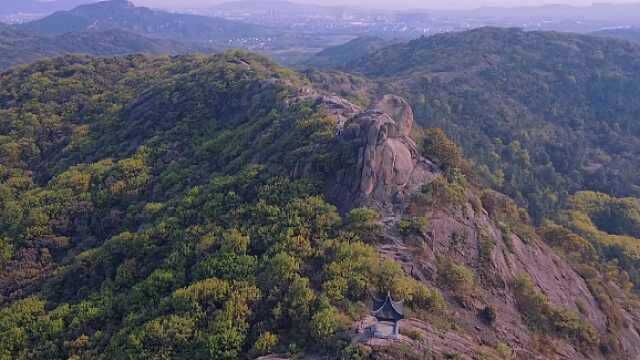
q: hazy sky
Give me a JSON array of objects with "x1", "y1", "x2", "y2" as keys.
[{"x1": 133, "y1": 0, "x2": 640, "y2": 10}]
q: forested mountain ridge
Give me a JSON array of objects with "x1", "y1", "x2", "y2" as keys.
[
  {"x1": 592, "y1": 28, "x2": 640, "y2": 44},
  {"x1": 304, "y1": 36, "x2": 392, "y2": 70},
  {"x1": 0, "y1": 0, "x2": 95, "y2": 16},
  {"x1": 320, "y1": 27, "x2": 640, "y2": 225},
  {"x1": 0, "y1": 27, "x2": 213, "y2": 71},
  {"x1": 18, "y1": 0, "x2": 268, "y2": 43},
  {"x1": 0, "y1": 52, "x2": 639, "y2": 359},
  {"x1": 0, "y1": 52, "x2": 361, "y2": 358}
]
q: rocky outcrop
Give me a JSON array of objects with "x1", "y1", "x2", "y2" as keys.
[
  {"x1": 326, "y1": 94, "x2": 438, "y2": 214},
  {"x1": 316, "y1": 93, "x2": 640, "y2": 360},
  {"x1": 372, "y1": 199, "x2": 640, "y2": 359}
]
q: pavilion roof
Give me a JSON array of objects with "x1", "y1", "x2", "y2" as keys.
[{"x1": 372, "y1": 292, "x2": 404, "y2": 321}]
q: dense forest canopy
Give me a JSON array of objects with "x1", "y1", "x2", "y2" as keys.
[
  {"x1": 0, "y1": 27, "x2": 213, "y2": 71},
  {"x1": 331, "y1": 27, "x2": 640, "y2": 223},
  {"x1": 303, "y1": 36, "x2": 392, "y2": 70},
  {"x1": 0, "y1": 53, "x2": 445, "y2": 359},
  {"x1": 3, "y1": 26, "x2": 640, "y2": 359},
  {"x1": 592, "y1": 28, "x2": 640, "y2": 44}
]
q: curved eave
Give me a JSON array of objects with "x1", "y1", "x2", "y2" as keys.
[{"x1": 372, "y1": 294, "x2": 405, "y2": 318}]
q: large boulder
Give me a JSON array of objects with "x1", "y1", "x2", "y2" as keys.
[{"x1": 328, "y1": 94, "x2": 438, "y2": 214}]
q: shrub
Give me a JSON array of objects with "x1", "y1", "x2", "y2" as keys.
[
  {"x1": 550, "y1": 307, "x2": 598, "y2": 346},
  {"x1": 410, "y1": 282, "x2": 447, "y2": 313},
  {"x1": 346, "y1": 207, "x2": 383, "y2": 241},
  {"x1": 481, "y1": 190, "x2": 536, "y2": 243},
  {"x1": 0, "y1": 236, "x2": 13, "y2": 266},
  {"x1": 421, "y1": 128, "x2": 466, "y2": 172},
  {"x1": 478, "y1": 305, "x2": 497, "y2": 325},
  {"x1": 422, "y1": 176, "x2": 467, "y2": 208},
  {"x1": 364, "y1": 261, "x2": 445, "y2": 313},
  {"x1": 310, "y1": 306, "x2": 340, "y2": 342},
  {"x1": 193, "y1": 253, "x2": 257, "y2": 281},
  {"x1": 339, "y1": 344, "x2": 371, "y2": 360},
  {"x1": 252, "y1": 332, "x2": 278, "y2": 356},
  {"x1": 495, "y1": 342, "x2": 514, "y2": 359},
  {"x1": 437, "y1": 258, "x2": 475, "y2": 301},
  {"x1": 512, "y1": 275, "x2": 598, "y2": 347},
  {"x1": 400, "y1": 327, "x2": 424, "y2": 342},
  {"x1": 478, "y1": 231, "x2": 496, "y2": 269},
  {"x1": 399, "y1": 217, "x2": 429, "y2": 237},
  {"x1": 537, "y1": 224, "x2": 596, "y2": 260}
]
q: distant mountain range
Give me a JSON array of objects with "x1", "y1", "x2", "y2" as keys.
[
  {"x1": 212, "y1": 0, "x2": 346, "y2": 13},
  {"x1": 209, "y1": 0, "x2": 355, "y2": 20},
  {"x1": 436, "y1": 3, "x2": 640, "y2": 21},
  {"x1": 18, "y1": 0, "x2": 269, "y2": 42},
  {"x1": 304, "y1": 36, "x2": 393, "y2": 69},
  {"x1": 592, "y1": 28, "x2": 640, "y2": 44},
  {"x1": 422, "y1": 3, "x2": 640, "y2": 33},
  {"x1": 0, "y1": 25, "x2": 213, "y2": 71},
  {"x1": 0, "y1": 0, "x2": 98, "y2": 16}
]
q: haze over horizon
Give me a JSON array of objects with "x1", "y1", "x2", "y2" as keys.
[
  {"x1": 8, "y1": 0, "x2": 640, "y2": 11},
  {"x1": 130, "y1": 0, "x2": 640, "y2": 10}
]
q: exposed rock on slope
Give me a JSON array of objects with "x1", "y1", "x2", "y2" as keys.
[
  {"x1": 316, "y1": 27, "x2": 640, "y2": 225},
  {"x1": 319, "y1": 95, "x2": 640, "y2": 359},
  {"x1": 327, "y1": 94, "x2": 438, "y2": 214},
  {"x1": 1, "y1": 52, "x2": 639, "y2": 359}
]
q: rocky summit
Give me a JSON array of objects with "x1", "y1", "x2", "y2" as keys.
[{"x1": 328, "y1": 94, "x2": 438, "y2": 215}]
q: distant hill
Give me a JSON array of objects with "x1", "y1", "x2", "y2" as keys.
[
  {"x1": 453, "y1": 3, "x2": 640, "y2": 22},
  {"x1": 210, "y1": 0, "x2": 350, "y2": 19},
  {"x1": 213, "y1": 0, "x2": 340, "y2": 13},
  {"x1": 431, "y1": 3, "x2": 640, "y2": 32},
  {"x1": 18, "y1": 0, "x2": 268, "y2": 43},
  {"x1": 328, "y1": 27, "x2": 640, "y2": 221},
  {"x1": 592, "y1": 28, "x2": 640, "y2": 44},
  {"x1": 0, "y1": 0, "x2": 97, "y2": 16},
  {"x1": 0, "y1": 27, "x2": 213, "y2": 71},
  {"x1": 304, "y1": 36, "x2": 393, "y2": 69}
]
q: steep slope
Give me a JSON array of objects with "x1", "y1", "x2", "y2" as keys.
[
  {"x1": 328, "y1": 27, "x2": 640, "y2": 225},
  {"x1": 324, "y1": 91, "x2": 640, "y2": 359},
  {"x1": 0, "y1": 28, "x2": 214, "y2": 71},
  {"x1": 0, "y1": 52, "x2": 639, "y2": 359},
  {"x1": 18, "y1": 0, "x2": 268, "y2": 42}
]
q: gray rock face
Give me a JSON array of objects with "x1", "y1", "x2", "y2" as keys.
[
  {"x1": 316, "y1": 93, "x2": 640, "y2": 359},
  {"x1": 319, "y1": 94, "x2": 362, "y2": 127},
  {"x1": 327, "y1": 95, "x2": 438, "y2": 214}
]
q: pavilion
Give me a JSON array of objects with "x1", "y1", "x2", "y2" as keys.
[{"x1": 371, "y1": 292, "x2": 404, "y2": 339}]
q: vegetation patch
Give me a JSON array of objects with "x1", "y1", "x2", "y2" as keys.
[
  {"x1": 437, "y1": 257, "x2": 476, "y2": 305},
  {"x1": 512, "y1": 275, "x2": 598, "y2": 348},
  {"x1": 399, "y1": 216, "x2": 429, "y2": 238}
]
